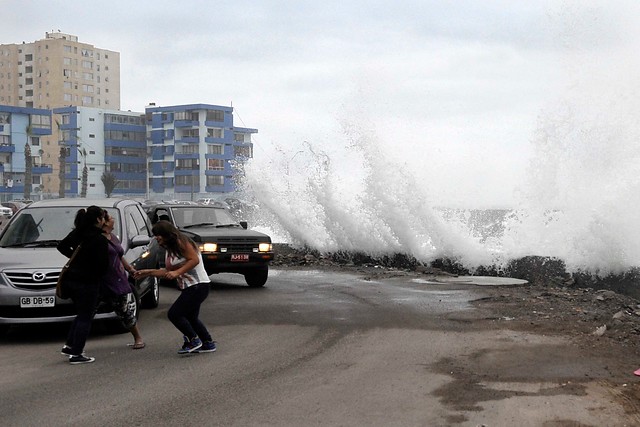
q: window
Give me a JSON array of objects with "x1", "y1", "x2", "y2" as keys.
[
  {"x1": 174, "y1": 111, "x2": 199, "y2": 121},
  {"x1": 207, "y1": 144, "x2": 223, "y2": 155},
  {"x1": 234, "y1": 146, "x2": 252, "y2": 157},
  {"x1": 207, "y1": 128, "x2": 223, "y2": 138},
  {"x1": 25, "y1": 66, "x2": 33, "y2": 73},
  {"x1": 207, "y1": 159, "x2": 224, "y2": 171},
  {"x1": 234, "y1": 133, "x2": 247, "y2": 142},
  {"x1": 176, "y1": 175, "x2": 199, "y2": 186},
  {"x1": 182, "y1": 129, "x2": 199, "y2": 138},
  {"x1": 63, "y1": 93, "x2": 72, "y2": 101},
  {"x1": 31, "y1": 137, "x2": 40, "y2": 146},
  {"x1": 82, "y1": 96, "x2": 93, "y2": 105},
  {"x1": 63, "y1": 57, "x2": 71, "y2": 65},
  {"x1": 206, "y1": 110, "x2": 224, "y2": 122},
  {"x1": 82, "y1": 60, "x2": 92, "y2": 69},
  {"x1": 64, "y1": 45, "x2": 71, "y2": 53},
  {"x1": 176, "y1": 158, "x2": 199, "y2": 169},
  {"x1": 25, "y1": 54, "x2": 33, "y2": 61},
  {"x1": 206, "y1": 175, "x2": 224, "y2": 186},
  {"x1": 30, "y1": 114, "x2": 51, "y2": 129},
  {"x1": 63, "y1": 81, "x2": 71, "y2": 89},
  {"x1": 82, "y1": 84, "x2": 94, "y2": 93},
  {"x1": 83, "y1": 72, "x2": 93, "y2": 80},
  {"x1": 177, "y1": 144, "x2": 199, "y2": 154}
]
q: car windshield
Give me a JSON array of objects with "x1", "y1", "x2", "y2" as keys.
[
  {"x1": 170, "y1": 206, "x2": 238, "y2": 228},
  {"x1": 0, "y1": 207, "x2": 121, "y2": 247}
]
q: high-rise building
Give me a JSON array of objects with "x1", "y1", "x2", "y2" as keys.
[
  {"x1": 146, "y1": 103, "x2": 256, "y2": 198},
  {"x1": 52, "y1": 106, "x2": 145, "y2": 198},
  {"x1": 0, "y1": 32, "x2": 120, "y2": 110}
]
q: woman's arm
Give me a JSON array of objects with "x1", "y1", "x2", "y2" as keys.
[
  {"x1": 121, "y1": 257, "x2": 136, "y2": 275},
  {"x1": 134, "y1": 267, "x2": 167, "y2": 279}
]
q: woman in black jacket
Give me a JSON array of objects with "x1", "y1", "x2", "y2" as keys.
[{"x1": 57, "y1": 205, "x2": 108, "y2": 365}]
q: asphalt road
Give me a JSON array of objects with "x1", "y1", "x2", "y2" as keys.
[{"x1": 0, "y1": 268, "x2": 635, "y2": 426}]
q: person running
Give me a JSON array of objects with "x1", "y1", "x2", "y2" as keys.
[
  {"x1": 101, "y1": 210, "x2": 145, "y2": 349},
  {"x1": 134, "y1": 220, "x2": 216, "y2": 354},
  {"x1": 57, "y1": 206, "x2": 108, "y2": 365}
]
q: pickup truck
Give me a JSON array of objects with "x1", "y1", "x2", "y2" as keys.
[{"x1": 145, "y1": 202, "x2": 274, "y2": 287}]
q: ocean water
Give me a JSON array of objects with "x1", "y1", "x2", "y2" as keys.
[
  {"x1": 239, "y1": 84, "x2": 640, "y2": 275},
  {"x1": 238, "y1": 2, "x2": 640, "y2": 276}
]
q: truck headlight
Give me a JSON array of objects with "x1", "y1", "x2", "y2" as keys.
[
  {"x1": 258, "y1": 243, "x2": 272, "y2": 252},
  {"x1": 200, "y1": 243, "x2": 218, "y2": 253}
]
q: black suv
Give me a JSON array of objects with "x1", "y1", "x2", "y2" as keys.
[
  {"x1": 0, "y1": 198, "x2": 161, "y2": 334},
  {"x1": 146, "y1": 203, "x2": 274, "y2": 287}
]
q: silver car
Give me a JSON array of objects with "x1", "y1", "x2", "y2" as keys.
[{"x1": 0, "y1": 198, "x2": 161, "y2": 335}]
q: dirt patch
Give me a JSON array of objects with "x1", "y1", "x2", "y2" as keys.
[
  {"x1": 273, "y1": 244, "x2": 640, "y2": 352},
  {"x1": 273, "y1": 243, "x2": 640, "y2": 419}
]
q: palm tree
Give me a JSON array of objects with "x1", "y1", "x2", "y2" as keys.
[
  {"x1": 24, "y1": 142, "x2": 32, "y2": 200},
  {"x1": 78, "y1": 147, "x2": 88, "y2": 198},
  {"x1": 101, "y1": 171, "x2": 118, "y2": 197},
  {"x1": 58, "y1": 146, "x2": 66, "y2": 198}
]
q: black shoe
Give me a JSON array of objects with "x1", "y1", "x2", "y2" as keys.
[
  {"x1": 196, "y1": 341, "x2": 217, "y2": 353},
  {"x1": 60, "y1": 345, "x2": 73, "y2": 357},
  {"x1": 69, "y1": 355, "x2": 95, "y2": 365}
]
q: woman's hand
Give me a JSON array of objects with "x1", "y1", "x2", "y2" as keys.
[
  {"x1": 134, "y1": 269, "x2": 151, "y2": 279},
  {"x1": 164, "y1": 270, "x2": 179, "y2": 280}
]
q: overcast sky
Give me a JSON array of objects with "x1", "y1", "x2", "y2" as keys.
[{"x1": 3, "y1": 1, "x2": 639, "y2": 207}]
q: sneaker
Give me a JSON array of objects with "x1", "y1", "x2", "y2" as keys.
[
  {"x1": 179, "y1": 335, "x2": 189, "y2": 351},
  {"x1": 69, "y1": 355, "x2": 95, "y2": 365},
  {"x1": 60, "y1": 345, "x2": 73, "y2": 357},
  {"x1": 196, "y1": 341, "x2": 217, "y2": 353},
  {"x1": 177, "y1": 337, "x2": 202, "y2": 354}
]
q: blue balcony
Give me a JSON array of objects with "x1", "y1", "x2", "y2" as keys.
[
  {"x1": 174, "y1": 120, "x2": 199, "y2": 128},
  {"x1": 0, "y1": 144, "x2": 15, "y2": 153},
  {"x1": 33, "y1": 164, "x2": 53, "y2": 174}
]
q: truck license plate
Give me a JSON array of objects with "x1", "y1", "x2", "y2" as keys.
[
  {"x1": 231, "y1": 254, "x2": 249, "y2": 262},
  {"x1": 20, "y1": 296, "x2": 55, "y2": 308}
]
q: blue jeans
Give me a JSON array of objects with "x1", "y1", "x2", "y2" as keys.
[
  {"x1": 167, "y1": 282, "x2": 212, "y2": 342},
  {"x1": 65, "y1": 279, "x2": 100, "y2": 356}
]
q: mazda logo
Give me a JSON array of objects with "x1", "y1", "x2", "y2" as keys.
[{"x1": 32, "y1": 272, "x2": 46, "y2": 281}]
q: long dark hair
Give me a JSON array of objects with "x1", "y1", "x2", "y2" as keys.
[
  {"x1": 73, "y1": 205, "x2": 104, "y2": 231},
  {"x1": 152, "y1": 220, "x2": 197, "y2": 258}
]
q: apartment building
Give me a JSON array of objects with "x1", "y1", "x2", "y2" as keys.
[
  {"x1": 0, "y1": 105, "x2": 52, "y2": 202},
  {"x1": 0, "y1": 32, "x2": 120, "y2": 110},
  {"x1": 52, "y1": 106, "x2": 145, "y2": 198},
  {"x1": 146, "y1": 103, "x2": 256, "y2": 199}
]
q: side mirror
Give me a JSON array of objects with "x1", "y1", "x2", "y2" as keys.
[
  {"x1": 130, "y1": 235, "x2": 151, "y2": 248},
  {"x1": 240, "y1": 221, "x2": 248, "y2": 229}
]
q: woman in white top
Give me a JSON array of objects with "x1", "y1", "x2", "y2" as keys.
[{"x1": 135, "y1": 221, "x2": 216, "y2": 354}]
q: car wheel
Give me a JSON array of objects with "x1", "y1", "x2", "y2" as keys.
[
  {"x1": 244, "y1": 267, "x2": 268, "y2": 287},
  {"x1": 141, "y1": 277, "x2": 160, "y2": 309}
]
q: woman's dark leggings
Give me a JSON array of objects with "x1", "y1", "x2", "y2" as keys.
[
  {"x1": 168, "y1": 282, "x2": 212, "y2": 342},
  {"x1": 66, "y1": 281, "x2": 100, "y2": 356}
]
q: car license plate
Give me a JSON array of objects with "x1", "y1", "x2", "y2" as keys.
[
  {"x1": 20, "y1": 296, "x2": 55, "y2": 308},
  {"x1": 231, "y1": 254, "x2": 249, "y2": 262}
]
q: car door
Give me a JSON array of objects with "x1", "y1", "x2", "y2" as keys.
[{"x1": 123, "y1": 205, "x2": 153, "y2": 280}]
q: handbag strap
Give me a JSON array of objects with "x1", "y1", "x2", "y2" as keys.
[{"x1": 65, "y1": 243, "x2": 82, "y2": 268}]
